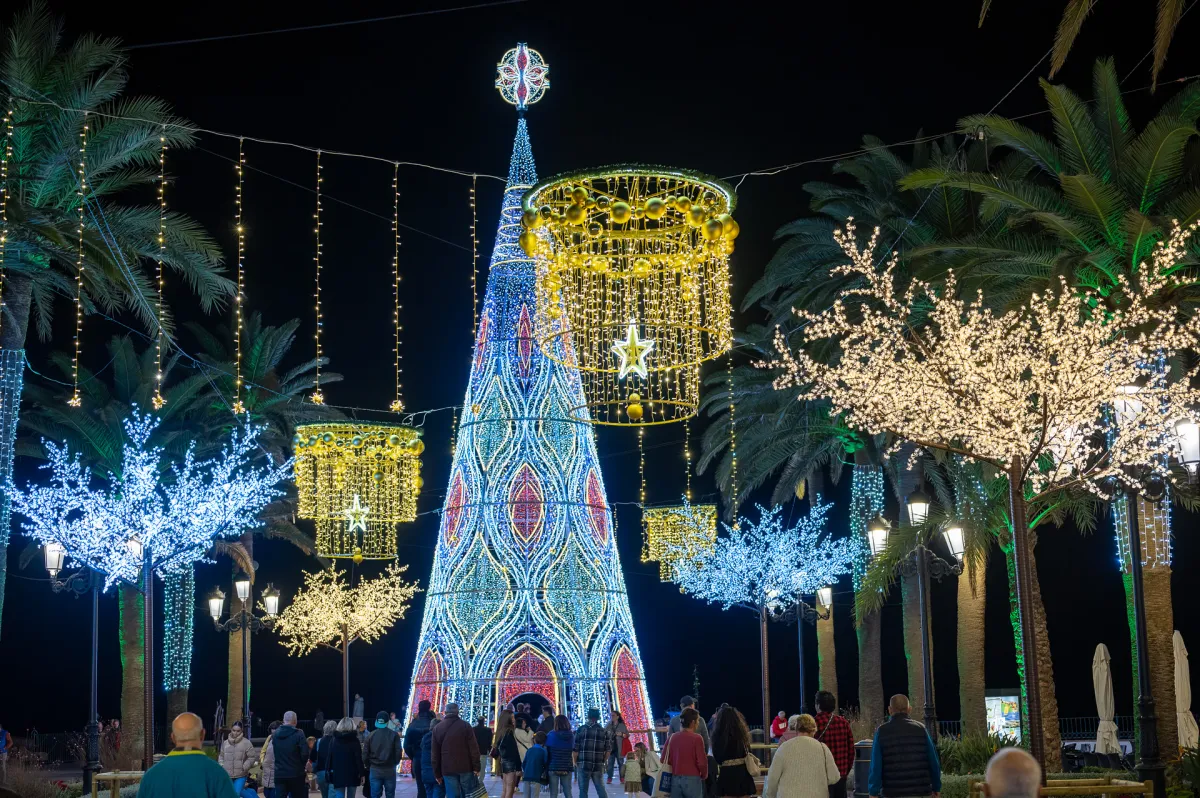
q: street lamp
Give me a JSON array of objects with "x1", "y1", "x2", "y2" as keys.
[
  {"x1": 791, "y1": 586, "x2": 832, "y2": 714},
  {"x1": 905, "y1": 487, "x2": 931, "y2": 526},
  {"x1": 942, "y1": 524, "x2": 966, "y2": 563},
  {"x1": 816, "y1": 586, "x2": 833, "y2": 611},
  {"x1": 1175, "y1": 418, "x2": 1200, "y2": 477},
  {"x1": 42, "y1": 546, "x2": 101, "y2": 792},
  {"x1": 867, "y1": 516, "x2": 890, "y2": 557},
  {"x1": 207, "y1": 576, "x2": 282, "y2": 729}
]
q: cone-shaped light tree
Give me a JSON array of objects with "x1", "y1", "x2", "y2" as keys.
[
  {"x1": 766, "y1": 220, "x2": 1200, "y2": 772},
  {"x1": 666, "y1": 500, "x2": 855, "y2": 726},
  {"x1": 272, "y1": 563, "x2": 420, "y2": 716}
]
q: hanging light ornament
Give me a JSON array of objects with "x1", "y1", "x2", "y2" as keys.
[
  {"x1": 293, "y1": 423, "x2": 424, "y2": 561},
  {"x1": 642, "y1": 502, "x2": 718, "y2": 581},
  {"x1": 522, "y1": 168, "x2": 737, "y2": 425}
]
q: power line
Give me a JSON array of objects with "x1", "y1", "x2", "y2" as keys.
[{"x1": 124, "y1": 0, "x2": 530, "y2": 50}]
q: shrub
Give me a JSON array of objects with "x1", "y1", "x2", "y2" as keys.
[{"x1": 937, "y1": 732, "x2": 1021, "y2": 775}]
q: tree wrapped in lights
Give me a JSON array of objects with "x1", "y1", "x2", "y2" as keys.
[
  {"x1": 273, "y1": 562, "x2": 420, "y2": 715},
  {"x1": 766, "y1": 219, "x2": 1200, "y2": 771},
  {"x1": 666, "y1": 500, "x2": 855, "y2": 725}
]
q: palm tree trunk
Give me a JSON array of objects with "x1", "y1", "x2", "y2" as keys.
[
  {"x1": 118, "y1": 585, "x2": 146, "y2": 770},
  {"x1": 817, "y1": 607, "x2": 837, "y2": 696},
  {"x1": 902, "y1": 575, "x2": 932, "y2": 711},
  {"x1": 163, "y1": 568, "x2": 195, "y2": 722},
  {"x1": 0, "y1": 274, "x2": 30, "y2": 644},
  {"x1": 957, "y1": 561, "x2": 987, "y2": 735},
  {"x1": 1118, "y1": 495, "x2": 1177, "y2": 756},
  {"x1": 857, "y1": 610, "x2": 884, "y2": 724}
]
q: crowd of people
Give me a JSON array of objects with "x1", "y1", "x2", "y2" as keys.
[{"x1": 142, "y1": 688, "x2": 1045, "y2": 798}]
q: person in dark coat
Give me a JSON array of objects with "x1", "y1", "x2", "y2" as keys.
[
  {"x1": 474, "y1": 717, "x2": 494, "y2": 777},
  {"x1": 406, "y1": 700, "x2": 436, "y2": 798},
  {"x1": 536, "y1": 707, "x2": 555, "y2": 735},
  {"x1": 422, "y1": 718, "x2": 443, "y2": 798},
  {"x1": 272, "y1": 711, "x2": 311, "y2": 798},
  {"x1": 710, "y1": 706, "x2": 756, "y2": 798},
  {"x1": 365, "y1": 711, "x2": 403, "y2": 798},
  {"x1": 311, "y1": 720, "x2": 338, "y2": 798},
  {"x1": 867, "y1": 695, "x2": 941, "y2": 798},
  {"x1": 329, "y1": 718, "x2": 367, "y2": 798}
]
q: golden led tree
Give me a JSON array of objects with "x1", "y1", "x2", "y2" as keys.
[
  {"x1": 273, "y1": 563, "x2": 420, "y2": 715},
  {"x1": 767, "y1": 220, "x2": 1200, "y2": 773}
]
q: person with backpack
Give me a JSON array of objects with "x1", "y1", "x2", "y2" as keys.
[
  {"x1": 365, "y1": 710, "x2": 403, "y2": 798},
  {"x1": 474, "y1": 717, "x2": 494, "y2": 777},
  {"x1": 422, "y1": 718, "x2": 443, "y2": 798},
  {"x1": 406, "y1": 701, "x2": 436, "y2": 796}
]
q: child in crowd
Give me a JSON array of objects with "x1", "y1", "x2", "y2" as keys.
[
  {"x1": 623, "y1": 745, "x2": 644, "y2": 797},
  {"x1": 522, "y1": 731, "x2": 549, "y2": 798}
]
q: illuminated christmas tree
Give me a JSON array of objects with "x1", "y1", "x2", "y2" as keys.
[{"x1": 403, "y1": 45, "x2": 654, "y2": 741}]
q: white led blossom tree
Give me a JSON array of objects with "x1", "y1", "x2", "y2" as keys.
[
  {"x1": 272, "y1": 562, "x2": 420, "y2": 715},
  {"x1": 666, "y1": 499, "x2": 855, "y2": 726},
  {"x1": 766, "y1": 219, "x2": 1200, "y2": 771}
]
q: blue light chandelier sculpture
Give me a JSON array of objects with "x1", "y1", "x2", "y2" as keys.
[{"x1": 403, "y1": 50, "x2": 654, "y2": 741}]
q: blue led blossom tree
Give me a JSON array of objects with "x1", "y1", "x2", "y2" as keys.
[{"x1": 666, "y1": 500, "x2": 855, "y2": 724}]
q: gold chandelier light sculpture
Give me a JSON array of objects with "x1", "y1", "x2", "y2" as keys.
[
  {"x1": 641, "y1": 503, "x2": 718, "y2": 580},
  {"x1": 293, "y1": 422, "x2": 424, "y2": 561},
  {"x1": 521, "y1": 168, "x2": 737, "y2": 425}
]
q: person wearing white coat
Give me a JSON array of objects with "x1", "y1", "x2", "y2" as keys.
[
  {"x1": 638, "y1": 743, "x2": 662, "y2": 796},
  {"x1": 219, "y1": 722, "x2": 258, "y2": 793},
  {"x1": 764, "y1": 715, "x2": 839, "y2": 798}
]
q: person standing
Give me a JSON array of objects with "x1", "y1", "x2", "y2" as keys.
[
  {"x1": 313, "y1": 720, "x2": 338, "y2": 798},
  {"x1": 432, "y1": 703, "x2": 482, "y2": 798},
  {"x1": 711, "y1": 706, "x2": 755, "y2": 798},
  {"x1": 662, "y1": 708, "x2": 708, "y2": 798},
  {"x1": 515, "y1": 716, "x2": 535, "y2": 762},
  {"x1": 537, "y1": 707, "x2": 556, "y2": 735},
  {"x1": 219, "y1": 721, "x2": 258, "y2": 793},
  {"x1": 495, "y1": 709, "x2": 522, "y2": 798},
  {"x1": 982, "y1": 748, "x2": 1041, "y2": 798},
  {"x1": 365, "y1": 710, "x2": 403, "y2": 798},
  {"x1": 422, "y1": 718, "x2": 444, "y2": 798},
  {"x1": 605, "y1": 711, "x2": 629, "y2": 784},
  {"x1": 763, "y1": 715, "x2": 839, "y2": 798},
  {"x1": 667, "y1": 697, "x2": 710, "y2": 753},
  {"x1": 867, "y1": 696, "x2": 941, "y2": 798},
  {"x1": 272, "y1": 711, "x2": 311, "y2": 798},
  {"x1": 315, "y1": 709, "x2": 326, "y2": 730},
  {"x1": 637, "y1": 742, "x2": 660, "y2": 797},
  {"x1": 0, "y1": 721, "x2": 11, "y2": 783},
  {"x1": 523, "y1": 732, "x2": 549, "y2": 798},
  {"x1": 138, "y1": 713, "x2": 239, "y2": 798},
  {"x1": 474, "y1": 717, "x2": 494, "y2": 777},
  {"x1": 406, "y1": 701, "x2": 436, "y2": 798},
  {"x1": 545, "y1": 715, "x2": 575, "y2": 798},
  {"x1": 622, "y1": 745, "x2": 643, "y2": 798},
  {"x1": 354, "y1": 695, "x2": 366, "y2": 725},
  {"x1": 813, "y1": 692, "x2": 856, "y2": 798},
  {"x1": 770, "y1": 712, "x2": 788, "y2": 744},
  {"x1": 573, "y1": 708, "x2": 612, "y2": 798},
  {"x1": 329, "y1": 717, "x2": 366, "y2": 798},
  {"x1": 780, "y1": 717, "x2": 802, "y2": 744}
]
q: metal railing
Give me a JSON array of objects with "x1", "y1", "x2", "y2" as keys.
[{"x1": 1057, "y1": 716, "x2": 1136, "y2": 741}]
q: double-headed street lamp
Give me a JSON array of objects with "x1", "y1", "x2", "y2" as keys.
[
  {"x1": 207, "y1": 574, "x2": 281, "y2": 729},
  {"x1": 866, "y1": 488, "x2": 964, "y2": 742},
  {"x1": 792, "y1": 586, "x2": 833, "y2": 714},
  {"x1": 42, "y1": 544, "x2": 102, "y2": 793}
]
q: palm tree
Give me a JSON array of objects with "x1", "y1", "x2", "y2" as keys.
[
  {"x1": 0, "y1": 2, "x2": 229, "y2": 638},
  {"x1": 978, "y1": 1, "x2": 1185, "y2": 89},
  {"x1": 901, "y1": 60, "x2": 1200, "y2": 754},
  {"x1": 188, "y1": 312, "x2": 340, "y2": 725}
]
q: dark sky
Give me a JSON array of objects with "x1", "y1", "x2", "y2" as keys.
[{"x1": 4, "y1": 0, "x2": 1200, "y2": 738}]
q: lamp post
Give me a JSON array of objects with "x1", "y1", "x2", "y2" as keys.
[
  {"x1": 43, "y1": 545, "x2": 102, "y2": 792},
  {"x1": 207, "y1": 575, "x2": 281, "y2": 728},
  {"x1": 792, "y1": 587, "x2": 832, "y2": 714}
]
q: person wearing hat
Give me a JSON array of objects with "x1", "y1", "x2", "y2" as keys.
[
  {"x1": 572, "y1": 708, "x2": 613, "y2": 798},
  {"x1": 365, "y1": 710, "x2": 403, "y2": 798}
]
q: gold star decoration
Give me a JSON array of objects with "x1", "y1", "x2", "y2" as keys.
[
  {"x1": 612, "y1": 322, "x2": 655, "y2": 380},
  {"x1": 343, "y1": 494, "x2": 370, "y2": 534}
]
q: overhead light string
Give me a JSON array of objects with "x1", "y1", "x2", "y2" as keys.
[
  {"x1": 638, "y1": 426, "x2": 646, "y2": 509},
  {"x1": 68, "y1": 113, "x2": 88, "y2": 408},
  {"x1": 232, "y1": 137, "x2": 247, "y2": 414},
  {"x1": 470, "y1": 175, "x2": 478, "y2": 338},
  {"x1": 685, "y1": 419, "x2": 692, "y2": 502},
  {"x1": 310, "y1": 150, "x2": 324, "y2": 404},
  {"x1": 391, "y1": 162, "x2": 404, "y2": 413},
  {"x1": 152, "y1": 128, "x2": 167, "y2": 410},
  {"x1": 0, "y1": 99, "x2": 11, "y2": 340},
  {"x1": 726, "y1": 356, "x2": 738, "y2": 526}
]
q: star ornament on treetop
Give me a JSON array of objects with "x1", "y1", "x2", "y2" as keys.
[
  {"x1": 612, "y1": 322, "x2": 655, "y2": 380},
  {"x1": 343, "y1": 494, "x2": 370, "y2": 534},
  {"x1": 496, "y1": 43, "x2": 549, "y2": 111}
]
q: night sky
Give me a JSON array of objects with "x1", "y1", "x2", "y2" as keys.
[{"x1": 4, "y1": 0, "x2": 1200, "y2": 737}]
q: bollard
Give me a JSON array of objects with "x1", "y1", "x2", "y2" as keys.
[{"x1": 854, "y1": 739, "x2": 873, "y2": 798}]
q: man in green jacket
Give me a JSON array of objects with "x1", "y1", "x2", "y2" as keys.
[{"x1": 138, "y1": 713, "x2": 238, "y2": 798}]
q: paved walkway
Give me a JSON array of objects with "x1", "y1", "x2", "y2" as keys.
[{"x1": 367, "y1": 774, "x2": 631, "y2": 798}]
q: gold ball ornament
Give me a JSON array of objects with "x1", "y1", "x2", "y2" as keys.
[
  {"x1": 632, "y1": 257, "x2": 652, "y2": 279},
  {"x1": 703, "y1": 218, "x2": 725, "y2": 241},
  {"x1": 633, "y1": 206, "x2": 646, "y2": 220},
  {"x1": 725, "y1": 217, "x2": 740, "y2": 239},
  {"x1": 538, "y1": 205, "x2": 553, "y2": 221},
  {"x1": 522, "y1": 208, "x2": 541, "y2": 229},
  {"x1": 665, "y1": 196, "x2": 678, "y2": 208},
  {"x1": 416, "y1": 476, "x2": 424, "y2": 490},
  {"x1": 352, "y1": 547, "x2": 364, "y2": 565},
  {"x1": 610, "y1": 201, "x2": 632, "y2": 224},
  {"x1": 571, "y1": 186, "x2": 590, "y2": 205},
  {"x1": 410, "y1": 439, "x2": 425, "y2": 455},
  {"x1": 351, "y1": 436, "x2": 363, "y2": 448},
  {"x1": 645, "y1": 198, "x2": 667, "y2": 219},
  {"x1": 565, "y1": 204, "x2": 586, "y2": 225},
  {"x1": 596, "y1": 196, "x2": 611, "y2": 211},
  {"x1": 688, "y1": 206, "x2": 708, "y2": 228},
  {"x1": 589, "y1": 258, "x2": 609, "y2": 274},
  {"x1": 626, "y1": 402, "x2": 644, "y2": 422},
  {"x1": 322, "y1": 432, "x2": 334, "y2": 443},
  {"x1": 388, "y1": 434, "x2": 402, "y2": 446},
  {"x1": 548, "y1": 305, "x2": 562, "y2": 319},
  {"x1": 675, "y1": 196, "x2": 692, "y2": 213},
  {"x1": 628, "y1": 393, "x2": 642, "y2": 403},
  {"x1": 587, "y1": 222, "x2": 603, "y2": 238},
  {"x1": 372, "y1": 470, "x2": 384, "y2": 483},
  {"x1": 702, "y1": 190, "x2": 717, "y2": 205},
  {"x1": 519, "y1": 230, "x2": 539, "y2": 256}
]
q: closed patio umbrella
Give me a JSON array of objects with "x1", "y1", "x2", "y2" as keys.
[
  {"x1": 1092, "y1": 643, "x2": 1120, "y2": 755},
  {"x1": 1175, "y1": 631, "x2": 1199, "y2": 749}
]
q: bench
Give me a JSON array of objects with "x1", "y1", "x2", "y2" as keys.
[{"x1": 968, "y1": 777, "x2": 1153, "y2": 798}]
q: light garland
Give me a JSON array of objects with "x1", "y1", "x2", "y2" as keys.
[
  {"x1": 521, "y1": 169, "x2": 738, "y2": 425},
  {"x1": 0, "y1": 99, "x2": 10, "y2": 340},
  {"x1": 849, "y1": 464, "x2": 885, "y2": 590},
  {"x1": 471, "y1": 174, "x2": 478, "y2": 340},
  {"x1": 391, "y1": 162, "x2": 404, "y2": 413},
  {"x1": 404, "y1": 105, "x2": 654, "y2": 741},
  {"x1": 232, "y1": 138, "x2": 247, "y2": 415},
  {"x1": 153, "y1": 132, "x2": 167, "y2": 410},
  {"x1": 727, "y1": 358, "x2": 739, "y2": 520},
  {"x1": 68, "y1": 114, "x2": 88, "y2": 407},
  {"x1": 311, "y1": 151, "x2": 324, "y2": 405},
  {"x1": 767, "y1": 220, "x2": 1200, "y2": 499},
  {"x1": 684, "y1": 420, "x2": 693, "y2": 500},
  {"x1": 1114, "y1": 494, "x2": 1172, "y2": 571},
  {"x1": 666, "y1": 500, "x2": 855, "y2": 614},
  {"x1": 642, "y1": 502, "x2": 717, "y2": 581},
  {"x1": 9, "y1": 408, "x2": 291, "y2": 590},
  {"x1": 0, "y1": 350, "x2": 21, "y2": 549},
  {"x1": 293, "y1": 422, "x2": 423, "y2": 560},
  {"x1": 163, "y1": 567, "x2": 195, "y2": 693},
  {"x1": 273, "y1": 562, "x2": 420, "y2": 656}
]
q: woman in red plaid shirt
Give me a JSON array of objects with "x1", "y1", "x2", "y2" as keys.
[{"x1": 813, "y1": 692, "x2": 856, "y2": 798}]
